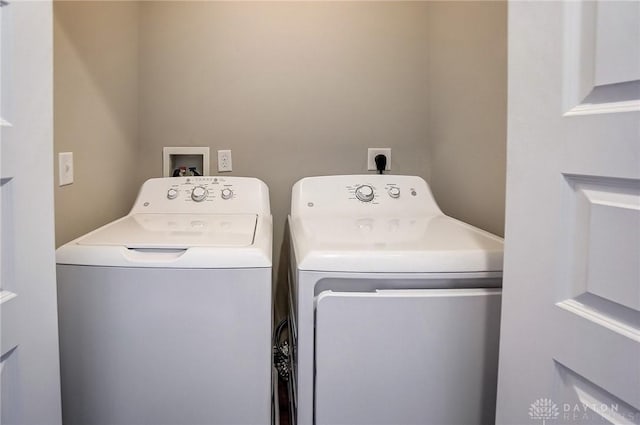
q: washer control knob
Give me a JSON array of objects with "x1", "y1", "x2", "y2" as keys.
[
  {"x1": 166, "y1": 188, "x2": 179, "y2": 200},
  {"x1": 388, "y1": 187, "x2": 400, "y2": 199},
  {"x1": 221, "y1": 188, "x2": 234, "y2": 200},
  {"x1": 355, "y1": 185, "x2": 375, "y2": 202},
  {"x1": 191, "y1": 186, "x2": 208, "y2": 202}
]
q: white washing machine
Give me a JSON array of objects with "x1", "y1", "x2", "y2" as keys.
[
  {"x1": 287, "y1": 175, "x2": 504, "y2": 425},
  {"x1": 56, "y1": 176, "x2": 272, "y2": 425}
]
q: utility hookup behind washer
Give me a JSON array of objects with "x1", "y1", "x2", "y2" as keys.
[
  {"x1": 287, "y1": 175, "x2": 504, "y2": 425},
  {"x1": 56, "y1": 176, "x2": 272, "y2": 425}
]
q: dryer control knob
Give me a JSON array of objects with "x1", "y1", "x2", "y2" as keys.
[
  {"x1": 166, "y1": 188, "x2": 179, "y2": 200},
  {"x1": 388, "y1": 187, "x2": 400, "y2": 199},
  {"x1": 355, "y1": 185, "x2": 375, "y2": 202},
  {"x1": 221, "y1": 188, "x2": 233, "y2": 200},
  {"x1": 191, "y1": 186, "x2": 208, "y2": 202}
]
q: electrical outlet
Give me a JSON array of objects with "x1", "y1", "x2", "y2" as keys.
[
  {"x1": 217, "y1": 149, "x2": 232, "y2": 172},
  {"x1": 367, "y1": 148, "x2": 391, "y2": 171},
  {"x1": 59, "y1": 152, "x2": 74, "y2": 186}
]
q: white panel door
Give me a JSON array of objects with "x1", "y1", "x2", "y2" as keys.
[
  {"x1": 496, "y1": 1, "x2": 640, "y2": 424},
  {"x1": 315, "y1": 288, "x2": 502, "y2": 425},
  {"x1": 0, "y1": 1, "x2": 61, "y2": 424}
]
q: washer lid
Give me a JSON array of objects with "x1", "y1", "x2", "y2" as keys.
[{"x1": 78, "y1": 213, "x2": 257, "y2": 249}]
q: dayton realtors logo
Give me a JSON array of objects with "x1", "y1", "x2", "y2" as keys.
[
  {"x1": 529, "y1": 398, "x2": 560, "y2": 425},
  {"x1": 529, "y1": 398, "x2": 637, "y2": 423}
]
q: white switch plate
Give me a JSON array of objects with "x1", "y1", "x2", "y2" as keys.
[
  {"x1": 367, "y1": 148, "x2": 391, "y2": 171},
  {"x1": 217, "y1": 149, "x2": 232, "y2": 172},
  {"x1": 59, "y1": 152, "x2": 74, "y2": 186}
]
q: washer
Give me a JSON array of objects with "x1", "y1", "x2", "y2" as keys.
[
  {"x1": 56, "y1": 176, "x2": 272, "y2": 425},
  {"x1": 287, "y1": 175, "x2": 504, "y2": 425}
]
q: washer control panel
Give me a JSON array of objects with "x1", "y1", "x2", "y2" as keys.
[
  {"x1": 131, "y1": 176, "x2": 270, "y2": 215},
  {"x1": 160, "y1": 177, "x2": 237, "y2": 203},
  {"x1": 166, "y1": 188, "x2": 179, "y2": 200},
  {"x1": 190, "y1": 186, "x2": 208, "y2": 202}
]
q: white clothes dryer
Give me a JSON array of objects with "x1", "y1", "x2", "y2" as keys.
[
  {"x1": 56, "y1": 176, "x2": 272, "y2": 425},
  {"x1": 287, "y1": 175, "x2": 504, "y2": 425}
]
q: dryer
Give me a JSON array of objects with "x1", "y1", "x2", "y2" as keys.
[
  {"x1": 56, "y1": 176, "x2": 272, "y2": 425},
  {"x1": 287, "y1": 175, "x2": 503, "y2": 425}
]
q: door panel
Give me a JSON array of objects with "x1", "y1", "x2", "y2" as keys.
[
  {"x1": 315, "y1": 289, "x2": 501, "y2": 425},
  {"x1": 0, "y1": 1, "x2": 61, "y2": 423},
  {"x1": 555, "y1": 363, "x2": 640, "y2": 425},
  {"x1": 563, "y1": 1, "x2": 640, "y2": 115},
  {"x1": 497, "y1": 1, "x2": 639, "y2": 423},
  {"x1": 593, "y1": 1, "x2": 639, "y2": 86},
  {"x1": 562, "y1": 176, "x2": 639, "y2": 311}
]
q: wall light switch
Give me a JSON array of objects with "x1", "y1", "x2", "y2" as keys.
[{"x1": 59, "y1": 152, "x2": 74, "y2": 186}]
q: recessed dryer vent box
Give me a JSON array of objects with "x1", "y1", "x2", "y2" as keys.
[{"x1": 163, "y1": 147, "x2": 210, "y2": 177}]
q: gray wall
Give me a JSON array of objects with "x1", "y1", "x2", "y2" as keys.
[
  {"x1": 53, "y1": 1, "x2": 506, "y2": 316},
  {"x1": 54, "y1": 1, "x2": 141, "y2": 247},
  {"x1": 427, "y1": 1, "x2": 507, "y2": 237}
]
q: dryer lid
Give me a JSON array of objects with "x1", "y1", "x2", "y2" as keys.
[
  {"x1": 289, "y1": 214, "x2": 504, "y2": 273},
  {"x1": 77, "y1": 213, "x2": 257, "y2": 249}
]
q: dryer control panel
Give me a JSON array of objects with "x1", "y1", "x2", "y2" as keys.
[
  {"x1": 349, "y1": 182, "x2": 409, "y2": 204},
  {"x1": 130, "y1": 177, "x2": 270, "y2": 215},
  {"x1": 291, "y1": 175, "x2": 442, "y2": 217}
]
